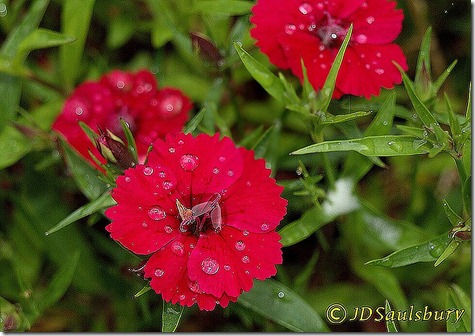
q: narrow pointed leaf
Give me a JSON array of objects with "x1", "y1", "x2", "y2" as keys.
[
  {"x1": 321, "y1": 111, "x2": 372, "y2": 125},
  {"x1": 0, "y1": 125, "x2": 32, "y2": 169},
  {"x1": 291, "y1": 135, "x2": 430, "y2": 157},
  {"x1": 446, "y1": 288, "x2": 467, "y2": 332},
  {"x1": 134, "y1": 286, "x2": 152, "y2": 298},
  {"x1": 432, "y1": 60, "x2": 458, "y2": 94},
  {"x1": 238, "y1": 279, "x2": 329, "y2": 332},
  {"x1": 234, "y1": 42, "x2": 286, "y2": 102},
  {"x1": 442, "y1": 199, "x2": 463, "y2": 227},
  {"x1": 184, "y1": 108, "x2": 205, "y2": 134},
  {"x1": 161, "y1": 301, "x2": 184, "y2": 332},
  {"x1": 415, "y1": 27, "x2": 432, "y2": 83},
  {"x1": 239, "y1": 125, "x2": 264, "y2": 149},
  {"x1": 447, "y1": 284, "x2": 471, "y2": 332},
  {"x1": 317, "y1": 24, "x2": 352, "y2": 112},
  {"x1": 191, "y1": 0, "x2": 253, "y2": 15},
  {"x1": 120, "y1": 119, "x2": 138, "y2": 163},
  {"x1": 385, "y1": 300, "x2": 398, "y2": 332},
  {"x1": 365, "y1": 232, "x2": 451, "y2": 268},
  {"x1": 45, "y1": 192, "x2": 115, "y2": 235},
  {"x1": 434, "y1": 239, "x2": 460, "y2": 267}
]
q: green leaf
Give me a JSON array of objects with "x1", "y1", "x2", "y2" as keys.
[
  {"x1": 36, "y1": 251, "x2": 80, "y2": 312},
  {"x1": 184, "y1": 108, "x2": 205, "y2": 134},
  {"x1": 398, "y1": 65, "x2": 450, "y2": 147},
  {"x1": 446, "y1": 284, "x2": 471, "y2": 332},
  {"x1": 316, "y1": 24, "x2": 352, "y2": 113},
  {"x1": 15, "y1": 28, "x2": 75, "y2": 66},
  {"x1": 342, "y1": 92, "x2": 396, "y2": 180},
  {"x1": 0, "y1": 125, "x2": 32, "y2": 169},
  {"x1": 60, "y1": 139, "x2": 107, "y2": 199},
  {"x1": 234, "y1": 42, "x2": 286, "y2": 102},
  {"x1": 45, "y1": 192, "x2": 115, "y2": 236},
  {"x1": 134, "y1": 286, "x2": 151, "y2": 298},
  {"x1": 321, "y1": 111, "x2": 372, "y2": 125},
  {"x1": 161, "y1": 301, "x2": 184, "y2": 332},
  {"x1": 415, "y1": 27, "x2": 432, "y2": 83},
  {"x1": 280, "y1": 179, "x2": 359, "y2": 246},
  {"x1": 365, "y1": 232, "x2": 451, "y2": 268},
  {"x1": 444, "y1": 93, "x2": 463, "y2": 150},
  {"x1": 291, "y1": 135, "x2": 430, "y2": 157},
  {"x1": 252, "y1": 125, "x2": 276, "y2": 159},
  {"x1": 60, "y1": 0, "x2": 95, "y2": 89},
  {"x1": 434, "y1": 239, "x2": 460, "y2": 267},
  {"x1": 238, "y1": 279, "x2": 329, "y2": 332},
  {"x1": 191, "y1": 0, "x2": 253, "y2": 15},
  {"x1": 120, "y1": 119, "x2": 138, "y2": 163},
  {"x1": 442, "y1": 199, "x2": 463, "y2": 227},
  {"x1": 238, "y1": 125, "x2": 264, "y2": 149},
  {"x1": 432, "y1": 60, "x2": 458, "y2": 94},
  {"x1": 385, "y1": 300, "x2": 398, "y2": 332}
]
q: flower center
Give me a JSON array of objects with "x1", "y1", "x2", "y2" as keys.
[
  {"x1": 316, "y1": 12, "x2": 347, "y2": 48},
  {"x1": 176, "y1": 193, "x2": 222, "y2": 235}
]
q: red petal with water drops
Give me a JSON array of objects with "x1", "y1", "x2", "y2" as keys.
[
  {"x1": 338, "y1": 43, "x2": 408, "y2": 98},
  {"x1": 148, "y1": 133, "x2": 244, "y2": 206}
]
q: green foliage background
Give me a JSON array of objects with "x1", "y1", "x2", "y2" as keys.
[{"x1": 0, "y1": 0, "x2": 471, "y2": 332}]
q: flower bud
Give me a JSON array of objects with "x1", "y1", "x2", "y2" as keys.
[{"x1": 96, "y1": 128, "x2": 136, "y2": 170}]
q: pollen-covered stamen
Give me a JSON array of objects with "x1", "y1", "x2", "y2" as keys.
[
  {"x1": 176, "y1": 193, "x2": 222, "y2": 234},
  {"x1": 316, "y1": 12, "x2": 347, "y2": 47}
]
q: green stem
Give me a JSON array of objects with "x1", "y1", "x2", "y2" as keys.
[{"x1": 311, "y1": 129, "x2": 336, "y2": 189}]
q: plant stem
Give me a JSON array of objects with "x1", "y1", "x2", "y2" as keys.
[{"x1": 311, "y1": 129, "x2": 336, "y2": 189}]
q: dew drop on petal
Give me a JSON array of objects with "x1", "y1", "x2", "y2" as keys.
[
  {"x1": 316, "y1": 2, "x2": 324, "y2": 10},
  {"x1": 125, "y1": 177, "x2": 131, "y2": 182},
  {"x1": 241, "y1": 256, "x2": 250, "y2": 264},
  {"x1": 243, "y1": 230, "x2": 249, "y2": 236},
  {"x1": 261, "y1": 223, "x2": 269, "y2": 231},
  {"x1": 298, "y1": 3, "x2": 313, "y2": 14},
  {"x1": 143, "y1": 166, "x2": 154, "y2": 176},
  {"x1": 218, "y1": 156, "x2": 226, "y2": 162},
  {"x1": 162, "y1": 180, "x2": 174, "y2": 190},
  {"x1": 356, "y1": 34, "x2": 368, "y2": 44},
  {"x1": 318, "y1": 45, "x2": 325, "y2": 52},
  {"x1": 284, "y1": 24, "x2": 296, "y2": 35},
  {"x1": 171, "y1": 241, "x2": 185, "y2": 256},
  {"x1": 224, "y1": 265, "x2": 231, "y2": 271},
  {"x1": 375, "y1": 68, "x2": 385, "y2": 75},
  {"x1": 201, "y1": 257, "x2": 220, "y2": 275},
  {"x1": 376, "y1": 52, "x2": 382, "y2": 58},
  {"x1": 366, "y1": 16, "x2": 375, "y2": 24},
  {"x1": 213, "y1": 167, "x2": 220, "y2": 174},
  {"x1": 148, "y1": 206, "x2": 166, "y2": 221},
  {"x1": 235, "y1": 240, "x2": 246, "y2": 251},
  {"x1": 180, "y1": 154, "x2": 200, "y2": 171},
  {"x1": 227, "y1": 170, "x2": 234, "y2": 177},
  {"x1": 245, "y1": 270, "x2": 250, "y2": 274},
  {"x1": 188, "y1": 280, "x2": 202, "y2": 293},
  {"x1": 164, "y1": 225, "x2": 173, "y2": 233},
  {"x1": 169, "y1": 147, "x2": 176, "y2": 153},
  {"x1": 142, "y1": 222, "x2": 148, "y2": 227},
  {"x1": 179, "y1": 294, "x2": 186, "y2": 300},
  {"x1": 246, "y1": 181, "x2": 252, "y2": 187},
  {"x1": 154, "y1": 268, "x2": 164, "y2": 277},
  {"x1": 320, "y1": 63, "x2": 327, "y2": 69},
  {"x1": 365, "y1": 63, "x2": 371, "y2": 70},
  {"x1": 75, "y1": 107, "x2": 84, "y2": 116},
  {"x1": 190, "y1": 243, "x2": 195, "y2": 249},
  {"x1": 177, "y1": 140, "x2": 184, "y2": 145},
  {"x1": 158, "y1": 171, "x2": 166, "y2": 178}
]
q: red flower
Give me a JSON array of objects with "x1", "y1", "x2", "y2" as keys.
[
  {"x1": 250, "y1": 0, "x2": 408, "y2": 98},
  {"x1": 105, "y1": 133, "x2": 287, "y2": 310},
  {"x1": 52, "y1": 70, "x2": 192, "y2": 168}
]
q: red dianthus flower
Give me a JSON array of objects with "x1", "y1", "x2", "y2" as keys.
[
  {"x1": 250, "y1": 0, "x2": 408, "y2": 98},
  {"x1": 52, "y1": 69, "x2": 192, "y2": 168},
  {"x1": 105, "y1": 133, "x2": 287, "y2": 310}
]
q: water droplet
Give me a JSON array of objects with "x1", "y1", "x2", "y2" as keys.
[
  {"x1": 177, "y1": 140, "x2": 184, "y2": 145},
  {"x1": 165, "y1": 225, "x2": 173, "y2": 233},
  {"x1": 180, "y1": 154, "x2": 200, "y2": 171},
  {"x1": 179, "y1": 294, "x2": 186, "y2": 300},
  {"x1": 171, "y1": 241, "x2": 185, "y2": 256},
  {"x1": 428, "y1": 242, "x2": 444, "y2": 258},
  {"x1": 218, "y1": 156, "x2": 226, "y2": 162},
  {"x1": 154, "y1": 268, "x2": 164, "y2": 277},
  {"x1": 246, "y1": 181, "x2": 252, "y2": 187},
  {"x1": 148, "y1": 206, "x2": 166, "y2": 221},
  {"x1": 356, "y1": 34, "x2": 368, "y2": 44},
  {"x1": 227, "y1": 170, "x2": 234, "y2": 176},
  {"x1": 316, "y1": 2, "x2": 324, "y2": 10},
  {"x1": 75, "y1": 107, "x2": 84, "y2": 116},
  {"x1": 277, "y1": 291, "x2": 285, "y2": 298},
  {"x1": 296, "y1": 167, "x2": 303, "y2": 175},
  {"x1": 245, "y1": 270, "x2": 250, "y2": 274},
  {"x1": 235, "y1": 241, "x2": 246, "y2": 251},
  {"x1": 143, "y1": 166, "x2": 154, "y2": 176},
  {"x1": 318, "y1": 45, "x2": 325, "y2": 51},
  {"x1": 0, "y1": 4, "x2": 7, "y2": 17},
  {"x1": 242, "y1": 256, "x2": 250, "y2": 264},
  {"x1": 158, "y1": 171, "x2": 166, "y2": 178},
  {"x1": 365, "y1": 63, "x2": 371, "y2": 70},
  {"x1": 125, "y1": 177, "x2": 131, "y2": 182},
  {"x1": 190, "y1": 243, "x2": 195, "y2": 249},
  {"x1": 284, "y1": 24, "x2": 297, "y2": 35},
  {"x1": 162, "y1": 180, "x2": 174, "y2": 190},
  {"x1": 224, "y1": 265, "x2": 231, "y2": 271},
  {"x1": 213, "y1": 167, "x2": 220, "y2": 174},
  {"x1": 142, "y1": 222, "x2": 148, "y2": 227},
  {"x1": 382, "y1": 121, "x2": 388, "y2": 126},
  {"x1": 243, "y1": 230, "x2": 249, "y2": 236},
  {"x1": 375, "y1": 68, "x2": 385, "y2": 75},
  {"x1": 188, "y1": 280, "x2": 202, "y2": 293},
  {"x1": 261, "y1": 223, "x2": 269, "y2": 231},
  {"x1": 201, "y1": 257, "x2": 219, "y2": 275},
  {"x1": 366, "y1": 16, "x2": 375, "y2": 24},
  {"x1": 299, "y1": 3, "x2": 313, "y2": 14},
  {"x1": 320, "y1": 63, "x2": 327, "y2": 69},
  {"x1": 169, "y1": 147, "x2": 176, "y2": 153},
  {"x1": 387, "y1": 141, "x2": 403, "y2": 152},
  {"x1": 376, "y1": 52, "x2": 382, "y2": 58}
]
